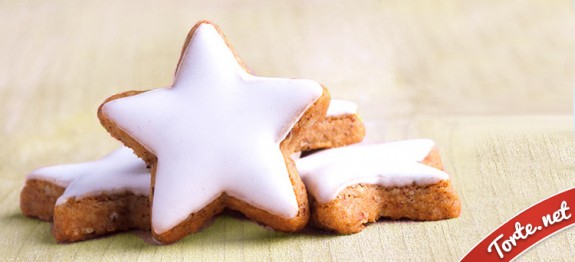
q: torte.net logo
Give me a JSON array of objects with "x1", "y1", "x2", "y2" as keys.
[{"x1": 460, "y1": 188, "x2": 575, "y2": 261}]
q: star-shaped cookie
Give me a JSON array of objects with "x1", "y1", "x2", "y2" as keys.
[
  {"x1": 98, "y1": 21, "x2": 330, "y2": 243},
  {"x1": 296, "y1": 139, "x2": 461, "y2": 233},
  {"x1": 21, "y1": 147, "x2": 151, "y2": 242}
]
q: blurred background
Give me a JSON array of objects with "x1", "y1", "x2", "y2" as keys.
[
  {"x1": 1, "y1": 1, "x2": 572, "y2": 158},
  {"x1": 0, "y1": 0, "x2": 573, "y2": 260}
]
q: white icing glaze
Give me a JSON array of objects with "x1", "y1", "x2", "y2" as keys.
[
  {"x1": 102, "y1": 22, "x2": 323, "y2": 234},
  {"x1": 27, "y1": 147, "x2": 150, "y2": 205},
  {"x1": 296, "y1": 139, "x2": 449, "y2": 203},
  {"x1": 28, "y1": 161, "x2": 91, "y2": 188},
  {"x1": 326, "y1": 99, "x2": 358, "y2": 117}
]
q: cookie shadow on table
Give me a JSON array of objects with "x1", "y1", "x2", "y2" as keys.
[
  {"x1": 133, "y1": 210, "x2": 334, "y2": 248},
  {"x1": 6, "y1": 209, "x2": 329, "y2": 250},
  {"x1": 122, "y1": 210, "x2": 342, "y2": 251},
  {"x1": 9, "y1": 210, "x2": 437, "y2": 251},
  {"x1": 135, "y1": 211, "x2": 426, "y2": 248}
]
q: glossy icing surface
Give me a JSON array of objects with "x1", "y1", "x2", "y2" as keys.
[
  {"x1": 326, "y1": 99, "x2": 358, "y2": 117},
  {"x1": 102, "y1": 22, "x2": 322, "y2": 234},
  {"x1": 296, "y1": 139, "x2": 449, "y2": 203},
  {"x1": 27, "y1": 147, "x2": 150, "y2": 205}
]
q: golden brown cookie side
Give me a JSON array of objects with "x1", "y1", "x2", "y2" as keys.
[
  {"x1": 297, "y1": 114, "x2": 366, "y2": 152},
  {"x1": 20, "y1": 179, "x2": 65, "y2": 221},
  {"x1": 151, "y1": 196, "x2": 226, "y2": 244},
  {"x1": 309, "y1": 147, "x2": 461, "y2": 234},
  {"x1": 283, "y1": 86, "x2": 331, "y2": 153},
  {"x1": 310, "y1": 181, "x2": 461, "y2": 234},
  {"x1": 270, "y1": 86, "x2": 329, "y2": 231},
  {"x1": 52, "y1": 193, "x2": 150, "y2": 243},
  {"x1": 98, "y1": 90, "x2": 156, "y2": 166},
  {"x1": 224, "y1": 151, "x2": 310, "y2": 233}
]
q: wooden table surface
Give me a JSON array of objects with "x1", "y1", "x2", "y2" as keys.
[{"x1": 1, "y1": 0, "x2": 574, "y2": 260}]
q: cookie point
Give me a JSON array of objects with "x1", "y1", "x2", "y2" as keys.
[
  {"x1": 193, "y1": 20, "x2": 219, "y2": 34},
  {"x1": 195, "y1": 20, "x2": 215, "y2": 27}
]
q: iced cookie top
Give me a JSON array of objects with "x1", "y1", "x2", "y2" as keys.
[
  {"x1": 296, "y1": 139, "x2": 449, "y2": 203},
  {"x1": 27, "y1": 147, "x2": 150, "y2": 205},
  {"x1": 102, "y1": 22, "x2": 323, "y2": 234},
  {"x1": 326, "y1": 99, "x2": 358, "y2": 117}
]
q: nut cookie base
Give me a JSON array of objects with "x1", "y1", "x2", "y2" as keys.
[
  {"x1": 52, "y1": 193, "x2": 150, "y2": 243},
  {"x1": 297, "y1": 114, "x2": 365, "y2": 152},
  {"x1": 20, "y1": 179, "x2": 65, "y2": 221}
]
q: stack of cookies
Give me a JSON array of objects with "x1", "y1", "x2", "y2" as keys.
[{"x1": 20, "y1": 21, "x2": 460, "y2": 244}]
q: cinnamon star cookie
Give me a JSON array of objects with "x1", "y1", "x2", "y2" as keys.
[{"x1": 98, "y1": 21, "x2": 330, "y2": 243}]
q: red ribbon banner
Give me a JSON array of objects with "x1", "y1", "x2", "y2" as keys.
[{"x1": 461, "y1": 187, "x2": 575, "y2": 261}]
